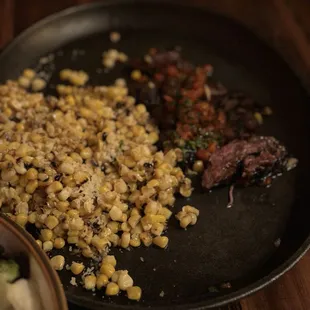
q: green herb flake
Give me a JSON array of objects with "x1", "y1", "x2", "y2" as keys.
[{"x1": 119, "y1": 140, "x2": 124, "y2": 149}]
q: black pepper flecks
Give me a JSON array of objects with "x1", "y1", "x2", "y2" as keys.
[
  {"x1": 24, "y1": 163, "x2": 33, "y2": 169},
  {"x1": 10, "y1": 116, "x2": 21, "y2": 123},
  {"x1": 137, "y1": 180, "x2": 147, "y2": 189},
  {"x1": 91, "y1": 160, "x2": 99, "y2": 167},
  {"x1": 54, "y1": 174, "x2": 62, "y2": 181},
  {"x1": 144, "y1": 162, "x2": 154, "y2": 168},
  {"x1": 116, "y1": 102, "x2": 125, "y2": 109},
  {"x1": 80, "y1": 179, "x2": 88, "y2": 185},
  {"x1": 102, "y1": 132, "x2": 107, "y2": 141}
]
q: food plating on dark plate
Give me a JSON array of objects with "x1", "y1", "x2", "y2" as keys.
[
  {"x1": 0, "y1": 1, "x2": 309, "y2": 308},
  {"x1": 128, "y1": 48, "x2": 298, "y2": 195}
]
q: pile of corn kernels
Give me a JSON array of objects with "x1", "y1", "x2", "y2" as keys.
[{"x1": 0, "y1": 76, "x2": 198, "y2": 300}]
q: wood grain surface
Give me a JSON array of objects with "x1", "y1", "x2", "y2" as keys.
[{"x1": 0, "y1": 1, "x2": 309, "y2": 309}]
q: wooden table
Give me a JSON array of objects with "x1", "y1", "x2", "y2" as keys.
[{"x1": 1, "y1": 1, "x2": 310, "y2": 309}]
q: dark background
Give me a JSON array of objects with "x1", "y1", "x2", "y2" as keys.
[{"x1": 0, "y1": 1, "x2": 310, "y2": 309}]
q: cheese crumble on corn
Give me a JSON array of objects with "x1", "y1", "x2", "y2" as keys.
[{"x1": 0, "y1": 76, "x2": 194, "y2": 300}]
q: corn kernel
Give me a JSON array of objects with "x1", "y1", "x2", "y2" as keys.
[
  {"x1": 182, "y1": 205, "x2": 200, "y2": 216},
  {"x1": 105, "y1": 282, "x2": 119, "y2": 296},
  {"x1": 65, "y1": 95, "x2": 75, "y2": 106},
  {"x1": 73, "y1": 171, "x2": 88, "y2": 184},
  {"x1": 153, "y1": 236, "x2": 169, "y2": 248},
  {"x1": 91, "y1": 237, "x2": 108, "y2": 251},
  {"x1": 100, "y1": 263, "x2": 115, "y2": 278},
  {"x1": 56, "y1": 201, "x2": 69, "y2": 212},
  {"x1": 140, "y1": 232, "x2": 152, "y2": 247},
  {"x1": 58, "y1": 162, "x2": 74, "y2": 175},
  {"x1": 71, "y1": 262, "x2": 85, "y2": 275},
  {"x1": 28, "y1": 212, "x2": 37, "y2": 224},
  {"x1": 16, "y1": 123, "x2": 25, "y2": 131},
  {"x1": 54, "y1": 237, "x2": 65, "y2": 249},
  {"x1": 41, "y1": 229, "x2": 53, "y2": 241},
  {"x1": 121, "y1": 222, "x2": 130, "y2": 232},
  {"x1": 67, "y1": 209, "x2": 79, "y2": 218},
  {"x1": 146, "y1": 179, "x2": 159, "y2": 188},
  {"x1": 179, "y1": 186, "x2": 192, "y2": 198},
  {"x1": 131, "y1": 70, "x2": 142, "y2": 81},
  {"x1": 50, "y1": 255, "x2": 65, "y2": 271},
  {"x1": 151, "y1": 222, "x2": 164, "y2": 236},
  {"x1": 150, "y1": 214, "x2": 166, "y2": 223},
  {"x1": 120, "y1": 232, "x2": 130, "y2": 248},
  {"x1": 70, "y1": 152, "x2": 83, "y2": 164},
  {"x1": 118, "y1": 272, "x2": 133, "y2": 291},
  {"x1": 15, "y1": 214, "x2": 28, "y2": 226},
  {"x1": 102, "y1": 255, "x2": 117, "y2": 267},
  {"x1": 32, "y1": 78, "x2": 46, "y2": 92},
  {"x1": 127, "y1": 286, "x2": 142, "y2": 300},
  {"x1": 136, "y1": 104, "x2": 147, "y2": 113},
  {"x1": 129, "y1": 238, "x2": 141, "y2": 247},
  {"x1": 18, "y1": 76, "x2": 31, "y2": 88},
  {"x1": 43, "y1": 241, "x2": 53, "y2": 252},
  {"x1": 45, "y1": 215, "x2": 59, "y2": 230},
  {"x1": 26, "y1": 168, "x2": 38, "y2": 180},
  {"x1": 69, "y1": 218, "x2": 84, "y2": 231},
  {"x1": 158, "y1": 207, "x2": 172, "y2": 219},
  {"x1": 68, "y1": 230, "x2": 79, "y2": 237},
  {"x1": 84, "y1": 275, "x2": 97, "y2": 290},
  {"x1": 128, "y1": 214, "x2": 141, "y2": 228},
  {"x1": 114, "y1": 179, "x2": 127, "y2": 193},
  {"x1": 23, "y1": 68, "x2": 36, "y2": 79},
  {"x1": 82, "y1": 247, "x2": 93, "y2": 258},
  {"x1": 96, "y1": 274, "x2": 109, "y2": 290},
  {"x1": 109, "y1": 206, "x2": 123, "y2": 221},
  {"x1": 1, "y1": 169, "x2": 16, "y2": 182},
  {"x1": 58, "y1": 188, "x2": 71, "y2": 201},
  {"x1": 46, "y1": 181, "x2": 63, "y2": 194},
  {"x1": 80, "y1": 147, "x2": 93, "y2": 159},
  {"x1": 179, "y1": 215, "x2": 192, "y2": 229},
  {"x1": 107, "y1": 221, "x2": 119, "y2": 234},
  {"x1": 148, "y1": 132, "x2": 159, "y2": 144}
]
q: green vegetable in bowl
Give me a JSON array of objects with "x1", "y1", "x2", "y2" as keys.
[
  {"x1": 0, "y1": 258, "x2": 39, "y2": 310},
  {"x1": 0, "y1": 259, "x2": 20, "y2": 283}
]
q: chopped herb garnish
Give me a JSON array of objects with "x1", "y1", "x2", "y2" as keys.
[
  {"x1": 119, "y1": 140, "x2": 124, "y2": 149},
  {"x1": 183, "y1": 99, "x2": 193, "y2": 107}
]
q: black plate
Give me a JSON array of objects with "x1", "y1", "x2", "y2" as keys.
[{"x1": 0, "y1": 1, "x2": 310, "y2": 309}]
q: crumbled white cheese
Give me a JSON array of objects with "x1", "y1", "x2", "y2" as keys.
[{"x1": 70, "y1": 277, "x2": 78, "y2": 287}]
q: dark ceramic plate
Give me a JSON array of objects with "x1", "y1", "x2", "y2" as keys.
[{"x1": 0, "y1": 1, "x2": 310, "y2": 309}]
